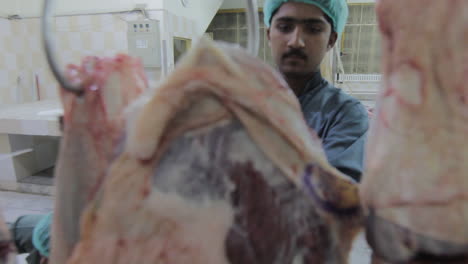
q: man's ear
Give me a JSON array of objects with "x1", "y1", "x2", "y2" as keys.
[
  {"x1": 267, "y1": 28, "x2": 271, "y2": 47},
  {"x1": 327, "y1": 32, "x2": 338, "y2": 51}
]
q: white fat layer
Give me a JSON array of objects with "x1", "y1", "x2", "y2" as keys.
[{"x1": 124, "y1": 91, "x2": 154, "y2": 137}]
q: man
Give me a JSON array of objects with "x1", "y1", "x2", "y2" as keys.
[
  {"x1": 8, "y1": 213, "x2": 50, "y2": 264},
  {"x1": 264, "y1": 0, "x2": 369, "y2": 181}
]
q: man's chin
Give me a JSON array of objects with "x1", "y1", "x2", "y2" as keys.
[{"x1": 280, "y1": 68, "x2": 310, "y2": 78}]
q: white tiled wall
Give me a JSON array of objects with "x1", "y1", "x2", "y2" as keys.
[
  {"x1": 0, "y1": 10, "x2": 201, "y2": 190},
  {"x1": 55, "y1": 14, "x2": 129, "y2": 65},
  {"x1": 0, "y1": 14, "x2": 131, "y2": 104},
  {"x1": 0, "y1": 10, "x2": 202, "y2": 105}
]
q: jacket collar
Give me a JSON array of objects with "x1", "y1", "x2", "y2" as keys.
[{"x1": 298, "y1": 71, "x2": 327, "y2": 98}]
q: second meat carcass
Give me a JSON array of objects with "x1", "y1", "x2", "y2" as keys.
[{"x1": 359, "y1": 0, "x2": 468, "y2": 263}]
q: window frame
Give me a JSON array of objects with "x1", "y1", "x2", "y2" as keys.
[{"x1": 340, "y1": 2, "x2": 381, "y2": 75}]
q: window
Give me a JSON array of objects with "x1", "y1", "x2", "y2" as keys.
[
  {"x1": 206, "y1": 11, "x2": 274, "y2": 65},
  {"x1": 174, "y1": 37, "x2": 192, "y2": 63},
  {"x1": 341, "y1": 3, "x2": 381, "y2": 74}
]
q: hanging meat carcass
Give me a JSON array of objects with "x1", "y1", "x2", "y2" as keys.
[
  {"x1": 360, "y1": 0, "x2": 468, "y2": 263},
  {"x1": 50, "y1": 54, "x2": 148, "y2": 264},
  {"x1": 51, "y1": 39, "x2": 363, "y2": 264},
  {"x1": 0, "y1": 214, "x2": 15, "y2": 264}
]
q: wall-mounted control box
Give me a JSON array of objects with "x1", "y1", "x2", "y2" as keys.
[{"x1": 127, "y1": 20, "x2": 161, "y2": 68}]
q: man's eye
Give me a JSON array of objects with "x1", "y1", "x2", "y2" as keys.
[
  {"x1": 306, "y1": 26, "x2": 323, "y2": 34},
  {"x1": 276, "y1": 23, "x2": 294, "y2": 32}
]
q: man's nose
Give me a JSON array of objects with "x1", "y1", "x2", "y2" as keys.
[{"x1": 287, "y1": 27, "x2": 305, "y2": 49}]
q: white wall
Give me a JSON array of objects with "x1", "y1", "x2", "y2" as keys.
[
  {"x1": 0, "y1": 0, "x2": 220, "y2": 33},
  {"x1": 164, "y1": 0, "x2": 223, "y2": 34},
  {"x1": 220, "y1": 0, "x2": 263, "y2": 10},
  {"x1": 0, "y1": 0, "x2": 377, "y2": 18},
  {"x1": 0, "y1": 1, "x2": 14, "y2": 17},
  {"x1": 0, "y1": 0, "x2": 164, "y2": 18}
]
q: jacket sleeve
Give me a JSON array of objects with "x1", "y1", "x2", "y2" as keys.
[{"x1": 321, "y1": 102, "x2": 369, "y2": 182}]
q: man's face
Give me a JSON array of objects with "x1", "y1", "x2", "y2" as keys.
[{"x1": 267, "y1": 2, "x2": 337, "y2": 78}]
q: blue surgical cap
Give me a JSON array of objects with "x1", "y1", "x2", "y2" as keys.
[
  {"x1": 263, "y1": 0, "x2": 349, "y2": 34},
  {"x1": 32, "y1": 213, "x2": 52, "y2": 257}
]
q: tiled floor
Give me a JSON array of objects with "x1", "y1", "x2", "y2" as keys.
[
  {"x1": 0, "y1": 191, "x2": 53, "y2": 224},
  {"x1": 1, "y1": 190, "x2": 371, "y2": 263}
]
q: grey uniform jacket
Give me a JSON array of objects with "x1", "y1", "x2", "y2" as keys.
[{"x1": 298, "y1": 72, "x2": 369, "y2": 182}]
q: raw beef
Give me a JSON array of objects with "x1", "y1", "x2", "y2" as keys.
[
  {"x1": 53, "y1": 39, "x2": 362, "y2": 264},
  {"x1": 360, "y1": 0, "x2": 468, "y2": 263},
  {"x1": 50, "y1": 55, "x2": 147, "y2": 264},
  {"x1": 0, "y1": 214, "x2": 14, "y2": 264}
]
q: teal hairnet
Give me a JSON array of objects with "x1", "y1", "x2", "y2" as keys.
[
  {"x1": 263, "y1": 0, "x2": 349, "y2": 34},
  {"x1": 32, "y1": 213, "x2": 52, "y2": 257}
]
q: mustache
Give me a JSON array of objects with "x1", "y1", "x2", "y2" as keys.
[{"x1": 282, "y1": 49, "x2": 307, "y2": 60}]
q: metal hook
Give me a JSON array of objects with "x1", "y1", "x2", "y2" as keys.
[
  {"x1": 42, "y1": 0, "x2": 83, "y2": 95},
  {"x1": 245, "y1": 0, "x2": 260, "y2": 57}
]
